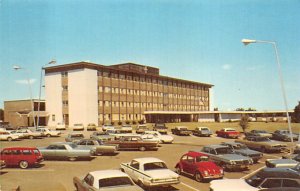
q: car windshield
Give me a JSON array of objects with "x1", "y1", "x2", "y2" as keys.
[
  {"x1": 226, "y1": 129, "x2": 236, "y2": 132},
  {"x1": 179, "y1": 127, "x2": 188, "y2": 130},
  {"x1": 68, "y1": 143, "x2": 77, "y2": 148},
  {"x1": 99, "y1": 177, "x2": 133, "y2": 188},
  {"x1": 71, "y1": 134, "x2": 84, "y2": 138},
  {"x1": 256, "y1": 130, "x2": 267, "y2": 133},
  {"x1": 144, "y1": 162, "x2": 167, "y2": 171},
  {"x1": 234, "y1": 144, "x2": 248, "y2": 150},
  {"x1": 256, "y1": 137, "x2": 271, "y2": 142},
  {"x1": 201, "y1": 128, "x2": 209, "y2": 131},
  {"x1": 245, "y1": 172, "x2": 264, "y2": 187},
  {"x1": 216, "y1": 147, "x2": 233, "y2": 154},
  {"x1": 195, "y1": 156, "x2": 209, "y2": 162}
]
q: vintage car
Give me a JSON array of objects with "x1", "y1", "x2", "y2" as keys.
[
  {"x1": 142, "y1": 130, "x2": 174, "y2": 143},
  {"x1": 272, "y1": 130, "x2": 299, "y2": 142},
  {"x1": 153, "y1": 123, "x2": 168, "y2": 134},
  {"x1": 216, "y1": 128, "x2": 240, "y2": 139},
  {"x1": 120, "y1": 125, "x2": 133, "y2": 133},
  {"x1": 282, "y1": 153, "x2": 300, "y2": 162},
  {"x1": 87, "y1": 123, "x2": 97, "y2": 131},
  {"x1": 55, "y1": 123, "x2": 66, "y2": 130},
  {"x1": 15, "y1": 129, "x2": 42, "y2": 139},
  {"x1": 221, "y1": 142, "x2": 263, "y2": 163},
  {"x1": 0, "y1": 131, "x2": 19, "y2": 141},
  {"x1": 265, "y1": 158, "x2": 299, "y2": 168},
  {"x1": 75, "y1": 139, "x2": 118, "y2": 155},
  {"x1": 90, "y1": 131, "x2": 115, "y2": 142},
  {"x1": 38, "y1": 142, "x2": 93, "y2": 161},
  {"x1": 171, "y1": 126, "x2": 192, "y2": 136},
  {"x1": 209, "y1": 164, "x2": 300, "y2": 191},
  {"x1": 73, "y1": 170, "x2": 143, "y2": 191},
  {"x1": 196, "y1": 144, "x2": 253, "y2": 171},
  {"x1": 140, "y1": 134, "x2": 160, "y2": 144},
  {"x1": 71, "y1": 123, "x2": 84, "y2": 131},
  {"x1": 175, "y1": 151, "x2": 223, "y2": 182},
  {"x1": 120, "y1": 157, "x2": 180, "y2": 188},
  {"x1": 193, "y1": 127, "x2": 212, "y2": 137},
  {"x1": 0, "y1": 147, "x2": 43, "y2": 169},
  {"x1": 235, "y1": 136, "x2": 288, "y2": 153},
  {"x1": 65, "y1": 133, "x2": 84, "y2": 143},
  {"x1": 36, "y1": 128, "x2": 61, "y2": 137},
  {"x1": 135, "y1": 125, "x2": 149, "y2": 134},
  {"x1": 245, "y1": 130, "x2": 272, "y2": 138},
  {"x1": 102, "y1": 124, "x2": 115, "y2": 131},
  {"x1": 107, "y1": 135, "x2": 159, "y2": 151},
  {"x1": 8, "y1": 130, "x2": 25, "y2": 139}
]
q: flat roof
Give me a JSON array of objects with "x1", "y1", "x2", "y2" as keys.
[{"x1": 144, "y1": 110, "x2": 294, "y2": 115}]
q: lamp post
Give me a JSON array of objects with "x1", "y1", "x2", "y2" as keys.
[
  {"x1": 36, "y1": 60, "x2": 56, "y2": 128},
  {"x1": 241, "y1": 39, "x2": 293, "y2": 143},
  {"x1": 13, "y1": 65, "x2": 36, "y2": 129}
]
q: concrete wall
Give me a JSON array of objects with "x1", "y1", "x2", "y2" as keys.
[{"x1": 198, "y1": 113, "x2": 215, "y2": 122}]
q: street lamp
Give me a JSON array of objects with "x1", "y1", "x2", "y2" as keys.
[
  {"x1": 13, "y1": 65, "x2": 36, "y2": 129},
  {"x1": 36, "y1": 60, "x2": 56, "y2": 128},
  {"x1": 241, "y1": 38, "x2": 293, "y2": 143}
]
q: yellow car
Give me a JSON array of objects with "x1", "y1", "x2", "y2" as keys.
[{"x1": 87, "y1": 123, "x2": 97, "y2": 131}]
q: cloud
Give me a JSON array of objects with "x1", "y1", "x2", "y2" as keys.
[
  {"x1": 15, "y1": 79, "x2": 36, "y2": 84},
  {"x1": 222, "y1": 64, "x2": 231, "y2": 70}
]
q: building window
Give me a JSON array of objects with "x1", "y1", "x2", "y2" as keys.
[
  {"x1": 62, "y1": 101, "x2": 68, "y2": 106},
  {"x1": 97, "y1": 70, "x2": 102, "y2": 76},
  {"x1": 61, "y1": 71, "x2": 68, "y2": 77},
  {"x1": 62, "y1": 86, "x2": 68, "y2": 91},
  {"x1": 52, "y1": 114, "x2": 55, "y2": 121}
]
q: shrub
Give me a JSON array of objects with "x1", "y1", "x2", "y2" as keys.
[
  {"x1": 118, "y1": 121, "x2": 122, "y2": 126},
  {"x1": 125, "y1": 120, "x2": 130, "y2": 125},
  {"x1": 111, "y1": 121, "x2": 115, "y2": 126},
  {"x1": 132, "y1": 121, "x2": 137, "y2": 125}
]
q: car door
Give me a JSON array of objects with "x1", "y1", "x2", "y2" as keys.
[
  {"x1": 43, "y1": 145, "x2": 57, "y2": 159},
  {"x1": 185, "y1": 155, "x2": 195, "y2": 174},
  {"x1": 1, "y1": 149, "x2": 13, "y2": 165},
  {"x1": 128, "y1": 160, "x2": 140, "y2": 182},
  {"x1": 55, "y1": 145, "x2": 69, "y2": 159}
]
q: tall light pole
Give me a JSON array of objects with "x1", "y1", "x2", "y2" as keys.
[
  {"x1": 13, "y1": 65, "x2": 36, "y2": 129},
  {"x1": 241, "y1": 39, "x2": 293, "y2": 143},
  {"x1": 36, "y1": 60, "x2": 56, "y2": 128}
]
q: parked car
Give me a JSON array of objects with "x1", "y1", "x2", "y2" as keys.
[
  {"x1": 107, "y1": 135, "x2": 159, "y2": 151},
  {"x1": 73, "y1": 170, "x2": 143, "y2": 191},
  {"x1": 142, "y1": 130, "x2": 174, "y2": 143},
  {"x1": 193, "y1": 127, "x2": 212, "y2": 137},
  {"x1": 140, "y1": 133, "x2": 160, "y2": 144},
  {"x1": 36, "y1": 128, "x2": 61, "y2": 137},
  {"x1": 75, "y1": 139, "x2": 118, "y2": 155},
  {"x1": 175, "y1": 151, "x2": 223, "y2": 182},
  {"x1": 65, "y1": 133, "x2": 84, "y2": 143},
  {"x1": 0, "y1": 147, "x2": 43, "y2": 169},
  {"x1": 55, "y1": 123, "x2": 66, "y2": 130},
  {"x1": 0, "y1": 131, "x2": 19, "y2": 141},
  {"x1": 209, "y1": 164, "x2": 300, "y2": 191},
  {"x1": 221, "y1": 142, "x2": 263, "y2": 163},
  {"x1": 90, "y1": 131, "x2": 115, "y2": 142},
  {"x1": 216, "y1": 128, "x2": 240, "y2": 139},
  {"x1": 245, "y1": 130, "x2": 272, "y2": 138},
  {"x1": 171, "y1": 126, "x2": 192, "y2": 136},
  {"x1": 265, "y1": 158, "x2": 299, "y2": 168},
  {"x1": 120, "y1": 125, "x2": 133, "y2": 133},
  {"x1": 120, "y1": 157, "x2": 180, "y2": 188},
  {"x1": 153, "y1": 123, "x2": 168, "y2": 134},
  {"x1": 8, "y1": 130, "x2": 25, "y2": 139},
  {"x1": 272, "y1": 130, "x2": 299, "y2": 142},
  {"x1": 15, "y1": 129, "x2": 42, "y2": 139},
  {"x1": 196, "y1": 144, "x2": 253, "y2": 171},
  {"x1": 282, "y1": 153, "x2": 300, "y2": 162},
  {"x1": 38, "y1": 142, "x2": 93, "y2": 161},
  {"x1": 71, "y1": 123, "x2": 84, "y2": 131},
  {"x1": 87, "y1": 123, "x2": 97, "y2": 131},
  {"x1": 102, "y1": 124, "x2": 115, "y2": 131},
  {"x1": 136, "y1": 124, "x2": 149, "y2": 134},
  {"x1": 235, "y1": 136, "x2": 288, "y2": 153}
]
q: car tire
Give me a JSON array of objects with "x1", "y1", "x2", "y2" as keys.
[
  {"x1": 46, "y1": 134, "x2": 51, "y2": 138},
  {"x1": 19, "y1": 160, "x2": 29, "y2": 169},
  {"x1": 68, "y1": 157, "x2": 77, "y2": 161},
  {"x1": 195, "y1": 171, "x2": 203, "y2": 182},
  {"x1": 139, "y1": 147, "x2": 146, "y2": 151},
  {"x1": 7, "y1": 137, "x2": 12, "y2": 141},
  {"x1": 29, "y1": 135, "x2": 34, "y2": 139},
  {"x1": 175, "y1": 166, "x2": 182, "y2": 175}
]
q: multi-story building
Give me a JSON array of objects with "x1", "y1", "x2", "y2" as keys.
[{"x1": 44, "y1": 62, "x2": 213, "y2": 127}]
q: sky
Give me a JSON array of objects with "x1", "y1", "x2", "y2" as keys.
[{"x1": 1, "y1": 0, "x2": 299, "y2": 111}]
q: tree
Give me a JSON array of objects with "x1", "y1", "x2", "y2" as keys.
[
  {"x1": 239, "y1": 114, "x2": 250, "y2": 133},
  {"x1": 294, "y1": 101, "x2": 300, "y2": 123}
]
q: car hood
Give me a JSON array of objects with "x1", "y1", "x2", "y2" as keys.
[
  {"x1": 236, "y1": 149, "x2": 261, "y2": 155},
  {"x1": 196, "y1": 161, "x2": 222, "y2": 173},
  {"x1": 210, "y1": 179, "x2": 257, "y2": 191},
  {"x1": 220, "y1": 154, "x2": 251, "y2": 161},
  {"x1": 160, "y1": 135, "x2": 174, "y2": 140},
  {"x1": 145, "y1": 169, "x2": 179, "y2": 179}
]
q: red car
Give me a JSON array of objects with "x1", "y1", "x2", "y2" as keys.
[
  {"x1": 0, "y1": 147, "x2": 44, "y2": 169},
  {"x1": 175, "y1": 151, "x2": 224, "y2": 182},
  {"x1": 216, "y1": 128, "x2": 240, "y2": 139}
]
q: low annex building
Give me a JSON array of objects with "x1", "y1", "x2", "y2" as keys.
[{"x1": 44, "y1": 62, "x2": 213, "y2": 127}]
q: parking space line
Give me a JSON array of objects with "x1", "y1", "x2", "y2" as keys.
[
  {"x1": 241, "y1": 165, "x2": 265, "y2": 179},
  {"x1": 180, "y1": 182, "x2": 200, "y2": 191}
]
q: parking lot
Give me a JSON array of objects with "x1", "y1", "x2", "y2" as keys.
[{"x1": 0, "y1": 128, "x2": 296, "y2": 191}]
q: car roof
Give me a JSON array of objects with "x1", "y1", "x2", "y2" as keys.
[
  {"x1": 258, "y1": 168, "x2": 300, "y2": 179},
  {"x1": 133, "y1": 157, "x2": 164, "y2": 164},
  {"x1": 204, "y1": 144, "x2": 229, "y2": 149},
  {"x1": 2, "y1": 147, "x2": 38, "y2": 150},
  {"x1": 186, "y1": 151, "x2": 208, "y2": 157},
  {"x1": 89, "y1": 170, "x2": 129, "y2": 179}
]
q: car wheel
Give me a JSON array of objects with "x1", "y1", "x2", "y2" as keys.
[
  {"x1": 29, "y1": 135, "x2": 34, "y2": 139},
  {"x1": 7, "y1": 137, "x2": 12, "y2": 141},
  {"x1": 175, "y1": 166, "x2": 182, "y2": 175},
  {"x1": 68, "y1": 157, "x2": 77, "y2": 161},
  {"x1": 195, "y1": 171, "x2": 203, "y2": 182},
  {"x1": 139, "y1": 147, "x2": 146, "y2": 151},
  {"x1": 46, "y1": 134, "x2": 51, "y2": 138},
  {"x1": 19, "y1": 160, "x2": 29, "y2": 169}
]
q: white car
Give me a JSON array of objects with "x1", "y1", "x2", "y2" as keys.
[
  {"x1": 73, "y1": 170, "x2": 143, "y2": 191},
  {"x1": 102, "y1": 124, "x2": 115, "y2": 131},
  {"x1": 8, "y1": 130, "x2": 25, "y2": 139},
  {"x1": 16, "y1": 129, "x2": 42, "y2": 139},
  {"x1": 36, "y1": 128, "x2": 61, "y2": 137},
  {"x1": 142, "y1": 130, "x2": 174, "y2": 143},
  {"x1": 0, "y1": 131, "x2": 19, "y2": 141},
  {"x1": 120, "y1": 157, "x2": 180, "y2": 188},
  {"x1": 72, "y1": 123, "x2": 84, "y2": 131},
  {"x1": 55, "y1": 123, "x2": 66, "y2": 130}
]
